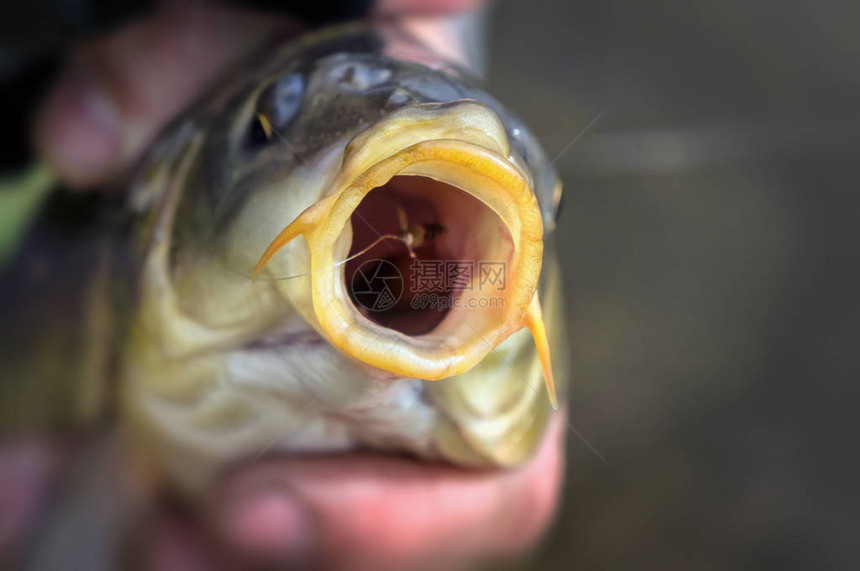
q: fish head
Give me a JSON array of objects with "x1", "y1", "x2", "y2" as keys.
[{"x1": 122, "y1": 27, "x2": 565, "y2": 491}]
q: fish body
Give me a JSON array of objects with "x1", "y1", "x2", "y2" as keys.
[{"x1": 1, "y1": 22, "x2": 566, "y2": 494}]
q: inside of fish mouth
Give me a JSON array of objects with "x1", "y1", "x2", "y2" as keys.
[{"x1": 344, "y1": 175, "x2": 512, "y2": 337}]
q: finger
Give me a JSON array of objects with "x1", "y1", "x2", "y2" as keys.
[
  {"x1": 0, "y1": 439, "x2": 63, "y2": 564},
  {"x1": 136, "y1": 511, "x2": 217, "y2": 571},
  {"x1": 377, "y1": 0, "x2": 490, "y2": 73},
  {"x1": 211, "y1": 416, "x2": 565, "y2": 570},
  {"x1": 375, "y1": 0, "x2": 486, "y2": 16},
  {"x1": 34, "y1": 6, "x2": 295, "y2": 189}
]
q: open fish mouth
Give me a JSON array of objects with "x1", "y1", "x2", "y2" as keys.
[
  {"x1": 252, "y1": 100, "x2": 557, "y2": 404},
  {"x1": 344, "y1": 174, "x2": 502, "y2": 337}
]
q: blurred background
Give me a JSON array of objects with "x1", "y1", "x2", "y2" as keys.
[
  {"x1": 483, "y1": 0, "x2": 858, "y2": 569},
  {"x1": 1, "y1": 0, "x2": 857, "y2": 569}
]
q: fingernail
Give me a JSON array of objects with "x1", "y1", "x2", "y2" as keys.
[
  {"x1": 35, "y1": 65, "x2": 120, "y2": 188},
  {"x1": 219, "y1": 488, "x2": 313, "y2": 564}
]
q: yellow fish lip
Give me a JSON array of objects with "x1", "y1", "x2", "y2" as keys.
[{"x1": 253, "y1": 101, "x2": 556, "y2": 404}]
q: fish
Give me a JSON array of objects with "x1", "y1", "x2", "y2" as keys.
[{"x1": 0, "y1": 22, "x2": 567, "y2": 496}]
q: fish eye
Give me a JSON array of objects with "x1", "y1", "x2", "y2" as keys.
[
  {"x1": 554, "y1": 188, "x2": 566, "y2": 221},
  {"x1": 246, "y1": 72, "x2": 304, "y2": 148},
  {"x1": 249, "y1": 113, "x2": 273, "y2": 145}
]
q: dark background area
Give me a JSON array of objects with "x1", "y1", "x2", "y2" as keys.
[{"x1": 483, "y1": 0, "x2": 858, "y2": 569}]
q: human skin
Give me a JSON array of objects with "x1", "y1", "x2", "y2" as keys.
[{"x1": 1, "y1": 2, "x2": 566, "y2": 569}]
